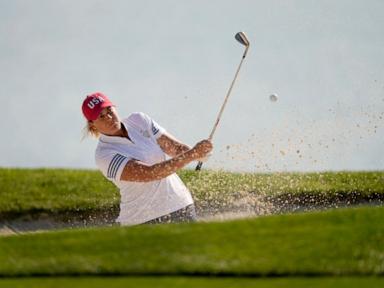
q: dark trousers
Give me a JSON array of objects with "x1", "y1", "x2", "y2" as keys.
[{"x1": 143, "y1": 204, "x2": 197, "y2": 224}]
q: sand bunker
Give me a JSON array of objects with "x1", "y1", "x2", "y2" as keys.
[{"x1": 1, "y1": 192, "x2": 382, "y2": 236}]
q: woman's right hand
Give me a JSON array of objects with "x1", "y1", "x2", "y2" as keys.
[{"x1": 191, "y1": 140, "x2": 213, "y2": 160}]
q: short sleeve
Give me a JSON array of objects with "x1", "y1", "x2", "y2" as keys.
[
  {"x1": 128, "y1": 112, "x2": 166, "y2": 139},
  {"x1": 96, "y1": 152, "x2": 130, "y2": 182}
]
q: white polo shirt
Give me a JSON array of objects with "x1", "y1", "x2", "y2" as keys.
[{"x1": 95, "y1": 112, "x2": 194, "y2": 225}]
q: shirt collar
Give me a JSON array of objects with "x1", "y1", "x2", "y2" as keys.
[{"x1": 99, "y1": 122, "x2": 133, "y2": 145}]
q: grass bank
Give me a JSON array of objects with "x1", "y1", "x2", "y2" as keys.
[
  {"x1": 0, "y1": 168, "x2": 383, "y2": 220},
  {"x1": 0, "y1": 276, "x2": 383, "y2": 288},
  {"x1": 0, "y1": 168, "x2": 119, "y2": 221},
  {"x1": 0, "y1": 206, "x2": 383, "y2": 277}
]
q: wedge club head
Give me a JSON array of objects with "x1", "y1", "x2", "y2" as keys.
[{"x1": 235, "y1": 32, "x2": 250, "y2": 47}]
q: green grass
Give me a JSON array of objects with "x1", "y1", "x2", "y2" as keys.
[
  {"x1": 0, "y1": 168, "x2": 118, "y2": 217},
  {"x1": 0, "y1": 206, "x2": 383, "y2": 277},
  {"x1": 0, "y1": 276, "x2": 383, "y2": 288},
  {"x1": 181, "y1": 170, "x2": 384, "y2": 196},
  {"x1": 0, "y1": 168, "x2": 383, "y2": 217},
  {"x1": 1, "y1": 169, "x2": 382, "y2": 286}
]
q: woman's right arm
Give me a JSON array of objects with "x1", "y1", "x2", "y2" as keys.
[{"x1": 120, "y1": 140, "x2": 213, "y2": 182}]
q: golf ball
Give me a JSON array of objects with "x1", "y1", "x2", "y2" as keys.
[{"x1": 269, "y1": 94, "x2": 278, "y2": 102}]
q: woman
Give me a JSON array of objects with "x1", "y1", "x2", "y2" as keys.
[{"x1": 82, "y1": 92, "x2": 213, "y2": 225}]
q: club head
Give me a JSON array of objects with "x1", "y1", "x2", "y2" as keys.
[{"x1": 235, "y1": 32, "x2": 250, "y2": 47}]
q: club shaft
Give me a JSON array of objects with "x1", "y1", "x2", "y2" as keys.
[
  {"x1": 208, "y1": 50, "x2": 247, "y2": 140},
  {"x1": 196, "y1": 46, "x2": 249, "y2": 171}
]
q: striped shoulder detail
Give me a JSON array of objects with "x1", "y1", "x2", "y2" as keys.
[{"x1": 107, "y1": 154, "x2": 127, "y2": 179}]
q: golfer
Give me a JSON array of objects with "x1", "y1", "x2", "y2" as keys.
[{"x1": 82, "y1": 92, "x2": 213, "y2": 225}]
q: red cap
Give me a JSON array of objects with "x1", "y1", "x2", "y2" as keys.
[{"x1": 82, "y1": 92, "x2": 114, "y2": 121}]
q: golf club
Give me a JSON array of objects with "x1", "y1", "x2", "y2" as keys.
[{"x1": 195, "y1": 32, "x2": 250, "y2": 171}]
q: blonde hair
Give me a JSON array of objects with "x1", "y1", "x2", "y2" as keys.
[{"x1": 82, "y1": 121, "x2": 100, "y2": 139}]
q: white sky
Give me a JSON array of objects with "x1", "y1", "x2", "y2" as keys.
[{"x1": 1, "y1": 0, "x2": 383, "y2": 172}]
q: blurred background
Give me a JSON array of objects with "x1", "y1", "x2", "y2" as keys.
[{"x1": 1, "y1": 0, "x2": 383, "y2": 172}]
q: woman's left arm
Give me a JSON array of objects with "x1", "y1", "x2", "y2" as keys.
[{"x1": 157, "y1": 133, "x2": 191, "y2": 157}]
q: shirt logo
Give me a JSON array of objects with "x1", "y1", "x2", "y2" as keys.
[{"x1": 142, "y1": 130, "x2": 151, "y2": 138}]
